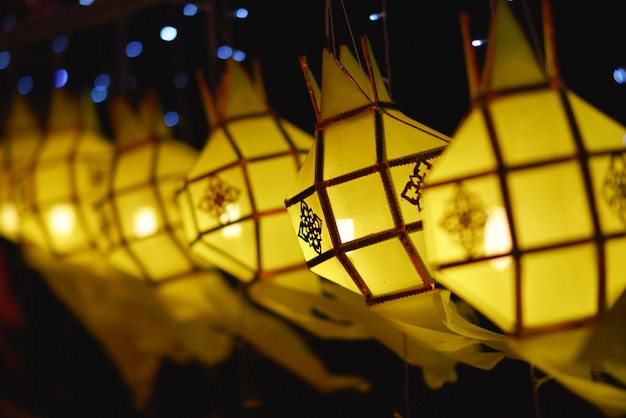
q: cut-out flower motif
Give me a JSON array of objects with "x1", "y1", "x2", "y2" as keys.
[
  {"x1": 198, "y1": 176, "x2": 241, "y2": 225},
  {"x1": 401, "y1": 158, "x2": 436, "y2": 211},
  {"x1": 297, "y1": 200, "x2": 323, "y2": 255},
  {"x1": 602, "y1": 152, "x2": 626, "y2": 225},
  {"x1": 439, "y1": 182, "x2": 487, "y2": 257},
  {"x1": 87, "y1": 158, "x2": 109, "y2": 189}
]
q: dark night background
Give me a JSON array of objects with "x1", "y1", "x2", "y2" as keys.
[{"x1": 0, "y1": 0, "x2": 624, "y2": 417}]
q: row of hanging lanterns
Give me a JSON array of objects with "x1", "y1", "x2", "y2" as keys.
[{"x1": 1, "y1": 0, "x2": 625, "y2": 415}]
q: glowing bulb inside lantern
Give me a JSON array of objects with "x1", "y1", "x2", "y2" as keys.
[
  {"x1": 49, "y1": 204, "x2": 75, "y2": 237},
  {"x1": 220, "y1": 203, "x2": 241, "y2": 238},
  {"x1": 0, "y1": 203, "x2": 19, "y2": 234},
  {"x1": 484, "y1": 206, "x2": 512, "y2": 270},
  {"x1": 133, "y1": 206, "x2": 158, "y2": 238},
  {"x1": 337, "y1": 218, "x2": 354, "y2": 243}
]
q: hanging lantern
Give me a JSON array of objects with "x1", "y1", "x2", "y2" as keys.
[
  {"x1": 284, "y1": 37, "x2": 450, "y2": 304},
  {"x1": 17, "y1": 89, "x2": 114, "y2": 264},
  {"x1": 177, "y1": 59, "x2": 314, "y2": 282},
  {"x1": 0, "y1": 95, "x2": 44, "y2": 241},
  {"x1": 421, "y1": 0, "x2": 626, "y2": 336},
  {"x1": 176, "y1": 60, "x2": 365, "y2": 338},
  {"x1": 96, "y1": 92, "x2": 202, "y2": 283}
]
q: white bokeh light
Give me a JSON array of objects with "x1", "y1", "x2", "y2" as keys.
[{"x1": 160, "y1": 26, "x2": 178, "y2": 42}]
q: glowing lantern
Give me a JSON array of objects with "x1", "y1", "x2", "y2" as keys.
[
  {"x1": 0, "y1": 95, "x2": 44, "y2": 241},
  {"x1": 17, "y1": 89, "x2": 114, "y2": 263},
  {"x1": 284, "y1": 37, "x2": 450, "y2": 304},
  {"x1": 96, "y1": 92, "x2": 201, "y2": 283},
  {"x1": 177, "y1": 60, "x2": 314, "y2": 281},
  {"x1": 421, "y1": 0, "x2": 626, "y2": 336}
]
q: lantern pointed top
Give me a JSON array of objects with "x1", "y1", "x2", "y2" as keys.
[
  {"x1": 463, "y1": 0, "x2": 555, "y2": 100},
  {"x1": 109, "y1": 90, "x2": 170, "y2": 148},
  {"x1": 300, "y1": 36, "x2": 392, "y2": 123},
  {"x1": 198, "y1": 59, "x2": 268, "y2": 130},
  {"x1": 45, "y1": 88, "x2": 104, "y2": 135},
  {"x1": 4, "y1": 94, "x2": 42, "y2": 133},
  {"x1": 46, "y1": 88, "x2": 81, "y2": 130}
]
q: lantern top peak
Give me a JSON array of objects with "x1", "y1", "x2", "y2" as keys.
[
  {"x1": 299, "y1": 36, "x2": 393, "y2": 123},
  {"x1": 461, "y1": 0, "x2": 559, "y2": 101},
  {"x1": 197, "y1": 59, "x2": 270, "y2": 129}
]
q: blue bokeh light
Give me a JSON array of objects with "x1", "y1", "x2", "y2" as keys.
[
  {"x1": 173, "y1": 73, "x2": 189, "y2": 88},
  {"x1": 126, "y1": 41, "x2": 143, "y2": 58},
  {"x1": 91, "y1": 85, "x2": 108, "y2": 103},
  {"x1": 94, "y1": 73, "x2": 111, "y2": 88},
  {"x1": 232, "y1": 50, "x2": 246, "y2": 62},
  {"x1": 52, "y1": 35, "x2": 69, "y2": 53},
  {"x1": 217, "y1": 45, "x2": 232, "y2": 60},
  {"x1": 54, "y1": 69, "x2": 69, "y2": 88},
  {"x1": 613, "y1": 67, "x2": 626, "y2": 85},
  {"x1": 164, "y1": 111, "x2": 179, "y2": 127},
  {"x1": 183, "y1": 4, "x2": 198, "y2": 16},
  {"x1": 17, "y1": 76, "x2": 34, "y2": 95},
  {"x1": 0, "y1": 51, "x2": 9, "y2": 70},
  {"x1": 234, "y1": 8, "x2": 248, "y2": 19}
]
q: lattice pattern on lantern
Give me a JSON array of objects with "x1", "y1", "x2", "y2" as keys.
[
  {"x1": 176, "y1": 60, "x2": 315, "y2": 283},
  {"x1": 0, "y1": 95, "x2": 45, "y2": 241},
  {"x1": 15, "y1": 89, "x2": 114, "y2": 262},
  {"x1": 421, "y1": 0, "x2": 626, "y2": 336},
  {"x1": 284, "y1": 37, "x2": 450, "y2": 304},
  {"x1": 96, "y1": 92, "x2": 201, "y2": 283}
]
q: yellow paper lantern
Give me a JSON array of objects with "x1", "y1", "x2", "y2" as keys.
[
  {"x1": 177, "y1": 60, "x2": 315, "y2": 282},
  {"x1": 284, "y1": 37, "x2": 450, "y2": 304},
  {"x1": 176, "y1": 61, "x2": 368, "y2": 338},
  {"x1": 0, "y1": 95, "x2": 45, "y2": 241},
  {"x1": 17, "y1": 89, "x2": 114, "y2": 263},
  {"x1": 96, "y1": 92, "x2": 202, "y2": 283},
  {"x1": 421, "y1": 0, "x2": 626, "y2": 336}
]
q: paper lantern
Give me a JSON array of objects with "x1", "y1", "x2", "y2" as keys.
[
  {"x1": 421, "y1": 0, "x2": 626, "y2": 336},
  {"x1": 177, "y1": 60, "x2": 315, "y2": 282},
  {"x1": 17, "y1": 89, "x2": 114, "y2": 263},
  {"x1": 0, "y1": 95, "x2": 44, "y2": 241},
  {"x1": 284, "y1": 37, "x2": 450, "y2": 304},
  {"x1": 96, "y1": 92, "x2": 202, "y2": 283}
]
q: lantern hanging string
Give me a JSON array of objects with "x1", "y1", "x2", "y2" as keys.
[{"x1": 324, "y1": 0, "x2": 361, "y2": 69}]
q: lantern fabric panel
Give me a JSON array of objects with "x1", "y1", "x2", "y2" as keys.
[
  {"x1": 258, "y1": 212, "x2": 304, "y2": 274},
  {"x1": 423, "y1": 111, "x2": 495, "y2": 184},
  {"x1": 246, "y1": 155, "x2": 298, "y2": 212},
  {"x1": 521, "y1": 244, "x2": 598, "y2": 328},
  {"x1": 489, "y1": 90, "x2": 576, "y2": 165},
  {"x1": 322, "y1": 116, "x2": 378, "y2": 180},
  {"x1": 185, "y1": 130, "x2": 239, "y2": 179},
  {"x1": 508, "y1": 162, "x2": 594, "y2": 248},
  {"x1": 570, "y1": 92, "x2": 626, "y2": 153},
  {"x1": 325, "y1": 173, "x2": 395, "y2": 242}
]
